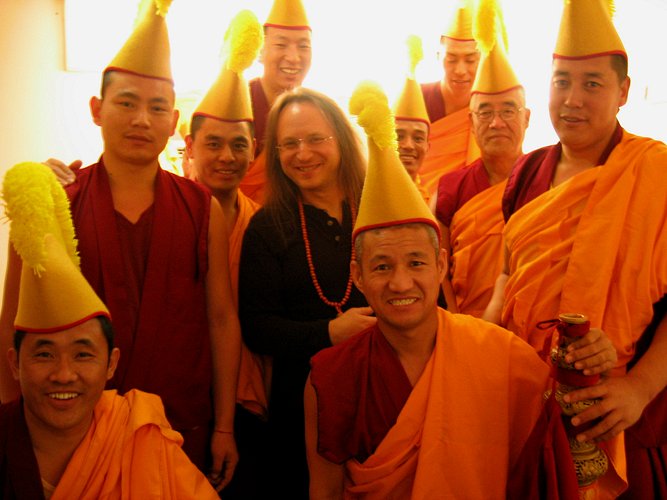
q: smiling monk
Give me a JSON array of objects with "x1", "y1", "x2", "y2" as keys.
[{"x1": 0, "y1": 162, "x2": 218, "y2": 500}]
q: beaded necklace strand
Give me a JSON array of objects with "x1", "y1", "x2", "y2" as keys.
[{"x1": 297, "y1": 198, "x2": 356, "y2": 315}]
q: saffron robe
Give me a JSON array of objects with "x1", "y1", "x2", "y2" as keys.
[
  {"x1": 0, "y1": 390, "x2": 218, "y2": 499},
  {"x1": 66, "y1": 160, "x2": 212, "y2": 433},
  {"x1": 313, "y1": 308, "x2": 578, "y2": 499},
  {"x1": 229, "y1": 191, "x2": 270, "y2": 418},
  {"x1": 436, "y1": 159, "x2": 506, "y2": 317},
  {"x1": 239, "y1": 77, "x2": 271, "y2": 204},
  {"x1": 502, "y1": 131, "x2": 667, "y2": 498},
  {"x1": 419, "y1": 81, "x2": 480, "y2": 199}
]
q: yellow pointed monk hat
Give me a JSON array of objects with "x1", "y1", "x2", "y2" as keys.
[
  {"x1": 554, "y1": 0, "x2": 626, "y2": 60},
  {"x1": 194, "y1": 10, "x2": 263, "y2": 123},
  {"x1": 394, "y1": 35, "x2": 430, "y2": 126},
  {"x1": 265, "y1": 0, "x2": 310, "y2": 30},
  {"x1": 105, "y1": 0, "x2": 175, "y2": 82},
  {"x1": 471, "y1": 0, "x2": 521, "y2": 95},
  {"x1": 3, "y1": 163, "x2": 110, "y2": 333},
  {"x1": 443, "y1": 0, "x2": 475, "y2": 41},
  {"x1": 349, "y1": 82, "x2": 439, "y2": 242}
]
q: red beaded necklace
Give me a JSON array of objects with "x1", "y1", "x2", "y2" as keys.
[{"x1": 297, "y1": 198, "x2": 356, "y2": 315}]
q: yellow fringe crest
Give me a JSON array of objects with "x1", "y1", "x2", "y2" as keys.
[
  {"x1": 225, "y1": 10, "x2": 264, "y2": 74},
  {"x1": 2, "y1": 162, "x2": 80, "y2": 275},
  {"x1": 406, "y1": 35, "x2": 423, "y2": 79},
  {"x1": 349, "y1": 81, "x2": 396, "y2": 151},
  {"x1": 134, "y1": 0, "x2": 172, "y2": 26},
  {"x1": 474, "y1": 0, "x2": 498, "y2": 55},
  {"x1": 154, "y1": 0, "x2": 173, "y2": 17}
]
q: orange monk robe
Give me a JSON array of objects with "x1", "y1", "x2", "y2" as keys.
[
  {"x1": 52, "y1": 390, "x2": 218, "y2": 500},
  {"x1": 344, "y1": 309, "x2": 562, "y2": 498},
  {"x1": 502, "y1": 132, "x2": 667, "y2": 498},
  {"x1": 415, "y1": 175, "x2": 430, "y2": 206},
  {"x1": 449, "y1": 180, "x2": 506, "y2": 317},
  {"x1": 238, "y1": 150, "x2": 267, "y2": 205},
  {"x1": 229, "y1": 190, "x2": 270, "y2": 418},
  {"x1": 417, "y1": 108, "x2": 480, "y2": 199}
]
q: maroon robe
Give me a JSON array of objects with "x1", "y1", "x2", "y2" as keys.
[
  {"x1": 0, "y1": 400, "x2": 44, "y2": 500},
  {"x1": 435, "y1": 158, "x2": 490, "y2": 227},
  {"x1": 66, "y1": 159, "x2": 212, "y2": 433},
  {"x1": 249, "y1": 77, "x2": 270, "y2": 155},
  {"x1": 421, "y1": 81, "x2": 446, "y2": 123},
  {"x1": 309, "y1": 325, "x2": 412, "y2": 464}
]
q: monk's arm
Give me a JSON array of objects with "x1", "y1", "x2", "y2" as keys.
[
  {"x1": 566, "y1": 310, "x2": 667, "y2": 443},
  {"x1": 481, "y1": 243, "x2": 510, "y2": 324},
  {"x1": 305, "y1": 375, "x2": 345, "y2": 500},
  {"x1": 206, "y1": 198, "x2": 240, "y2": 490},
  {"x1": 0, "y1": 244, "x2": 22, "y2": 402},
  {"x1": 438, "y1": 223, "x2": 459, "y2": 313}
]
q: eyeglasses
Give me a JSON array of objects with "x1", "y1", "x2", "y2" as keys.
[
  {"x1": 276, "y1": 135, "x2": 334, "y2": 152},
  {"x1": 472, "y1": 108, "x2": 523, "y2": 122}
]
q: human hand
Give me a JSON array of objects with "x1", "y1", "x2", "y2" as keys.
[
  {"x1": 564, "y1": 327, "x2": 617, "y2": 376},
  {"x1": 564, "y1": 374, "x2": 649, "y2": 443},
  {"x1": 328, "y1": 306, "x2": 376, "y2": 345},
  {"x1": 43, "y1": 158, "x2": 82, "y2": 186},
  {"x1": 208, "y1": 431, "x2": 238, "y2": 492}
]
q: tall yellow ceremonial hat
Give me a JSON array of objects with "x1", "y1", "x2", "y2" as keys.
[
  {"x1": 471, "y1": 0, "x2": 521, "y2": 95},
  {"x1": 394, "y1": 35, "x2": 430, "y2": 127},
  {"x1": 349, "y1": 82, "x2": 439, "y2": 241},
  {"x1": 443, "y1": 0, "x2": 475, "y2": 41},
  {"x1": 193, "y1": 10, "x2": 263, "y2": 123},
  {"x1": 3, "y1": 163, "x2": 110, "y2": 333},
  {"x1": 105, "y1": 0, "x2": 175, "y2": 82},
  {"x1": 554, "y1": 0, "x2": 626, "y2": 60},
  {"x1": 265, "y1": 0, "x2": 310, "y2": 30}
]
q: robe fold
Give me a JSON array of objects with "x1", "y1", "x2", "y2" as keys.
[
  {"x1": 436, "y1": 160, "x2": 505, "y2": 317},
  {"x1": 238, "y1": 150, "x2": 267, "y2": 205},
  {"x1": 229, "y1": 191, "x2": 270, "y2": 418},
  {"x1": 239, "y1": 77, "x2": 271, "y2": 204},
  {"x1": 310, "y1": 325, "x2": 412, "y2": 465},
  {"x1": 1, "y1": 391, "x2": 218, "y2": 499},
  {"x1": 0, "y1": 400, "x2": 44, "y2": 499},
  {"x1": 315, "y1": 309, "x2": 579, "y2": 499},
  {"x1": 419, "y1": 81, "x2": 480, "y2": 200},
  {"x1": 66, "y1": 160, "x2": 212, "y2": 432},
  {"x1": 502, "y1": 131, "x2": 667, "y2": 498}
]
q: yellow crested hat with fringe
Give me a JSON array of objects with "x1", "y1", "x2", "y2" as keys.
[
  {"x1": 265, "y1": 0, "x2": 310, "y2": 30},
  {"x1": 394, "y1": 35, "x2": 430, "y2": 126},
  {"x1": 554, "y1": 0, "x2": 626, "y2": 61},
  {"x1": 349, "y1": 82, "x2": 439, "y2": 242},
  {"x1": 443, "y1": 0, "x2": 475, "y2": 41},
  {"x1": 3, "y1": 163, "x2": 110, "y2": 333},
  {"x1": 194, "y1": 10, "x2": 263, "y2": 123},
  {"x1": 471, "y1": 0, "x2": 522, "y2": 95},
  {"x1": 105, "y1": 0, "x2": 175, "y2": 82}
]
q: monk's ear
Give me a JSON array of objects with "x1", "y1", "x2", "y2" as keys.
[
  {"x1": 351, "y1": 259, "x2": 364, "y2": 294},
  {"x1": 90, "y1": 96, "x2": 103, "y2": 127},
  {"x1": 7, "y1": 348, "x2": 19, "y2": 381},
  {"x1": 436, "y1": 249, "x2": 447, "y2": 283},
  {"x1": 107, "y1": 348, "x2": 120, "y2": 380},
  {"x1": 185, "y1": 134, "x2": 194, "y2": 159}
]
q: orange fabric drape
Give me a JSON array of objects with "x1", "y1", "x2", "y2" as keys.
[
  {"x1": 418, "y1": 109, "x2": 480, "y2": 200},
  {"x1": 449, "y1": 180, "x2": 506, "y2": 317},
  {"x1": 230, "y1": 191, "x2": 271, "y2": 419},
  {"x1": 238, "y1": 150, "x2": 267, "y2": 205},
  {"x1": 345, "y1": 309, "x2": 552, "y2": 499},
  {"x1": 52, "y1": 390, "x2": 218, "y2": 500},
  {"x1": 502, "y1": 132, "x2": 667, "y2": 498},
  {"x1": 503, "y1": 132, "x2": 667, "y2": 367}
]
